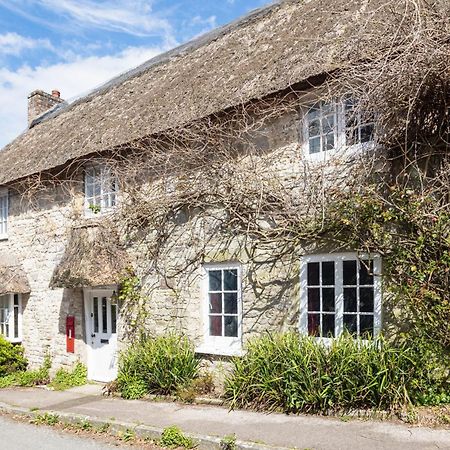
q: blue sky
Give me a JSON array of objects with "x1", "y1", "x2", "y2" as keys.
[{"x1": 0, "y1": 0, "x2": 271, "y2": 148}]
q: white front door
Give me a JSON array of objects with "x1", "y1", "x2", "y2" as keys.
[{"x1": 84, "y1": 289, "x2": 118, "y2": 382}]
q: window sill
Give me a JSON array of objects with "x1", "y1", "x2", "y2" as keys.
[
  {"x1": 0, "y1": 235, "x2": 8, "y2": 241},
  {"x1": 84, "y1": 208, "x2": 116, "y2": 219},
  {"x1": 195, "y1": 344, "x2": 244, "y2": 357},
  {"x1": 304, "y1": 141, "x2": 376, "y2": 162}
]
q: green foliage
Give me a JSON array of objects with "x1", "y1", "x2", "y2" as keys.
[
  {"x1": 0, "y1": 354, "x2": 50, "y2": 388},
  {"x1": 224, "y1": 332, "x2": 448, "y2": 413},
  {"x1": 118, "y1": 270, "x2": 149, "y2": 335},
  {"x1": 119, "y1": 429, "x2": 136, "y2": 442},
  {"x1": 330, "y1": 186, "x2": 450, "y2": 348},
  {"x1": 160, "y1": 426, "x2": 195, "y2": 449},
  {"x1": 49, "y1": 362, "x2": 87, "y2": 390},
  {"x1": 119, "y1": 376, "x2": 148, "y2": 400},
  {"x1": 31, "y1": 413, "x2": 59, "y2": 426},
  {"x1": 88, "y1": 203, "x2": 101, "y2": 214},
  {"x1": 220, "y1": 434, "x2": 237, "y2": 450},
  {"x1": 117, "y1": 333, "x2": 199, "y2": 398},
  {"x1": 0, "y1": 336, "x2": 27, "y2": 376}
]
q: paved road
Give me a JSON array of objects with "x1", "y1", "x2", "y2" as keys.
[{"x1": 0, "y1": 415, "x2": 127, "y2": 450}]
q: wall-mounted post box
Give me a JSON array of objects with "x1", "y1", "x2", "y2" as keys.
[{"x1": 66, "y1": 315, "x2": 75, "y2": 353}]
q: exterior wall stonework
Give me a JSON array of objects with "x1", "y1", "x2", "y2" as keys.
[
  {"x1": 0, "y1": 184, "x2": 87, "y2": 371},
  {"x1": 0, "y1": 107, "x2": 383, "y2": 381}
]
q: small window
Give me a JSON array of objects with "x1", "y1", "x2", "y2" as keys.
[
  {"x1": 306, "y1": 102, "x2": 339, "y2": 155},
  {"x1": 300, "y1": 254, "x2": 381, "y2": 340},
  {"x1": 303, "y1": 98, "x2": 374, "y2": 159},
  {"x1": 0, "y1": 294, "x2": 22, "y2": 342},
  {"x1": 84, "y1": 165, "x2": 117, "y2": 215},
  {"x1": 344, "y1": 98, "x2": 375, "y2": 146},
  {"x1": 0, "y1": 189, "x2": 8, "y2": 239},
  {"x1": 198, "y1": 264, "x2": 242, "y2": 356}
]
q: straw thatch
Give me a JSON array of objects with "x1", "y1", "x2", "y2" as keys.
[
  {"x1": 0, "y1": 0, "x2": 448, "y2": 186},
  {"x1": 50, "y1": 224, "x2": 130, "y2": 288},
  {"x1": 0, "y1": 254, "x2": 30, "y2": 295}
]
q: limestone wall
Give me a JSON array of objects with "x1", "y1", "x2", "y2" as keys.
[{"x1": 0, "y1": 182, "x2": 87, "y2": 371}]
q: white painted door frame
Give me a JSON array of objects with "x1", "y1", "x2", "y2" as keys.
[{"x1": 83, "y1": 287, "x2": 119, "y2": 382}]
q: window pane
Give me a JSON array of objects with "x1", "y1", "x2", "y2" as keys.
[
  {"x1": 307, "y1": 262, "x2": 320, "y2": 286},
  {"x1": 224, "y1": 316, "x2": 238, "y2": 337},
  {"x1": 209, "y1": 316, "x2": 222, "y2": 337},
  {"x1": 223, "y1": 269, "x2": 238, "y2": 291},
  {"x1": 323, "y1": 115, "x2": 334, "y2": 134},
  {"x1": 359, "y1": 261, "x2": 374, "y2": 285},
  {"x1": 308, "y1": 313, "x2": 320, "y2": 336},
  {"x1": 360, "y1": 315, "x2": 374, "y2": 338},
  {"x1": 343, "y1": 260, "x2": 357, "y2": 285},
  {"x1": 322, "y1": 314, "x2": 335, "y2": 337},
  {"x1": 360, "y1": 124, "x2": 374, "y2": 143},
  {"x1": 111, "y1": 304, "x2": 117, "y2": 334},
  {"x1": 322, "y1": 261, "x2": 335, "y2": 285},
  {"x1": 343, "y1": 288, "x2": 357, "y2": 312},
  {"x1": 224, "y1": 293, "x2": 238, "y2": 314},
  {"x1": 307, "y1": 288, "x2": 320, "y2": 311},
  {"x1": 325, "y1": 134, "x2": 334, "y2": 151},
  {"x1": 322, "y1": 288, "x2": 335, "y2": 312},
  {"x1": 344, "y1": 314, "x2": 357, "y2": 335},
  {"x1": 309, "y1": 137, "x2": 321, "y2": 154},
  {"x1": 102, "y1": 297, "x2": 108, "y2": 334},
  {"x1": 208, "y1": 270, "x2": 222, "y2": 291},
  {"x1": 13, "y1": 295, "x2": 19, "y2": 339},
  {"x1": 93, "y1": 297, "x2": 99, "y2": 333},
  {"x1": 309, "y1": 119, "x2": 321, "y2": 137},
  {"x1": 360, "y1": 288, "x2": 374, "y2": 312},
  {"x1": 209, "y1": 293, "x2": 222, "y2": 313}
]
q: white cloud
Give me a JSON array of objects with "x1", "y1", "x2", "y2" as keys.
[
  {"x1": 0, "y1": 44, "x2": 168, "y2": 148},
  {"x1": 0, "y1": 32, "x2": 54, "y2": 56},
  {"x1": 0, "y1": 0, "x2": 175, "y2": 42}
]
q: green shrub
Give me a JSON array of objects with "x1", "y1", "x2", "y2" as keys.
[
  {"x1": 0, "y1": 354, "x2": 50, "y2": 388},
  {"x1": 160, "y1": 426, "x2": 195, "y2": 449},
  {"x1": 119, "y1": 376, "x2": 148, "y2": 400},
  {"x1": 117, "y1": 333, "x2": 199, "y2": 398},
  {"x1": 0, "y1": 336, "x2": 27, "y2": 376},
  {"x1": 49, "y1": 362, "x2": 87, "y2": 390},
  {"x1": 224, "y1": 332, "x2": 448, "y2": 413}
]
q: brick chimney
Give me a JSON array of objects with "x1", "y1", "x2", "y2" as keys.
[{"x1": 28, "y1": 89, "x2": 65, "y2": 127}]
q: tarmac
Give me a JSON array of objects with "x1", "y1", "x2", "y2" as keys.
[{"x1": 0, "y1": 384, "x2": 449, "y2": 450}]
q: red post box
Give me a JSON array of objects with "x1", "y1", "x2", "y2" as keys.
[{"x1": 66, "y1": 315, "x2": 75, "y2": 353}]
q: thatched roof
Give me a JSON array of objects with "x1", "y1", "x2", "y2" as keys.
[
  {"x1": 0, "y1": 254, "x2": 30, "y2": 295},
  {"x1": 50, "y1": 224, "x2": 130, "y2": 288},
  {"x1": 0, "y1": 0, "x2": 447, "y2": 185}
]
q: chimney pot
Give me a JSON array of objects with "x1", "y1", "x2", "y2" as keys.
[{"x1": 28, "y1": 89, "x2": 64, "y2": 127}]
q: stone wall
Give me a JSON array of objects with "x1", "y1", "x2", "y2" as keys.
[
  {"x1": 0, "y1": 182, "x2": 87, "y2": 371},
  {"x1": 0, "y1": 105, "x2": 377, "y2": 378}
]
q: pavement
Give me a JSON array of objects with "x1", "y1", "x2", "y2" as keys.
[
  {"x1": 0, "y1": 384, "x2": 449, "y2": 450},
  {"x1": 0, "y1": 414, "x2": 123, "y2": 450}
]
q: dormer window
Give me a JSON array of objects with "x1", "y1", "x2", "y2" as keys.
[
  {"x1": 304, "y1": 98, "x2": 374, "y2": 159},
  {"x1": 0, "y1": 189, "x2": 8, "y2": 240},
  {"x1": 84, "y1": 165, "x2": 117, "y2": 215}
]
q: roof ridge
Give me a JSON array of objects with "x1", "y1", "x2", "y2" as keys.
[{"x1": 30, "y1": 0, "x2": 284, "y2": 128}]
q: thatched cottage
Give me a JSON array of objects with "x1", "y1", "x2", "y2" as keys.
[{"x1": 0, "y1": 0, "x2": 447, "y2": 382}]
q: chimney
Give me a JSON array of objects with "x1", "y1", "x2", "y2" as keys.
[{"x1": 28, "y1": 89, "x2": 65, "y2": 127}]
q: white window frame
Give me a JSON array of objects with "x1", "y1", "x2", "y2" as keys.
[
  {"x1": 0, "y1": 188, "x2": 8, "y2": 240},
  {"x1": 299, "y1": 253, "x2": 382, "y2": 343},
  {"x1": 196, "y1": 262, "x2": 243, "y2": 357},
  {"x1": 84, "y1": 164, "x2": 117, "y2": 216},
  {"x1": 0, "y1": 293, "x2": 23, "y2": 343},
  {"x1": 302, "y1": 98, "x2": 375, "y2": 161}
]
